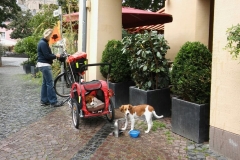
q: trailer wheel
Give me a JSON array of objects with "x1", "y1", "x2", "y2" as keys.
[
  {"x1": 106, "y1": 99, "x2": 115, "y2": 122},
  {"x1": 72, "y1": 99, "x2": 80, "y2": 129}
]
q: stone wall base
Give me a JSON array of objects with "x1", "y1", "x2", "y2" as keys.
[{"x1": 210, "y1": 126, "x2": 240, "y2": 160}]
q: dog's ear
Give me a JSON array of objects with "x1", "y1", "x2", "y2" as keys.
[
  {"x1": 85, "y1": 97, "x2": 88, "y2": 103},
  {"x1": 119, "y1": 105, "x2": 123, "y2": 112},
  {"x1": 128, "y1": 104, "x2": 133, "y2": 110},
  {"x1": 85, "y1": 96, "x2": 90, "y2": 103}
]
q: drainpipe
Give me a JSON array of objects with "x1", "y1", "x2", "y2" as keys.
[{"x1": 79, "y1": 0, "x2": 87, "y2": 52}]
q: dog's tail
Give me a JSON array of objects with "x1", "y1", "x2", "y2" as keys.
[{"x1": 152, "y1": 111, "x2": 164, "y2": 119}]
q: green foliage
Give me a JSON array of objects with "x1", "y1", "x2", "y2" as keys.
[
  {"x1": 224, "y1": 24, "x2": 240, "y2": 59},
  {"x1": 62, "y1": 26, "x2": 78, "y2": 54},
  {"x1": 28, "y1": 4, "x2": 59, "y2": 35},
  {"x1": 59, "y1": 0, "x2": 79, "y2": 55},
  {"x1": 171, "y1": 42, "x2": 212, "y2": 104},
  {"x1": 14, "y1": 40, "x2": 25, "y2": 54},
  {"x1": 15, "y1": 35, "x2": 41, "y2": 65},
  {"x1": 152, "y1": 121, "x2": 166, "y2": 131},
  {"x1": 52, "y1": 61, "x2": 61, "y2": 78},
  {"x1": 58, "y1": 0, "x2": 79, "y2": 14},
  {"x1": 0, "y1": 0, "x2": 21, "y2": 28},
  {"x1": 100, "y1": 40, "x2": 131, "y2": 83},
  {"x1": 0, "y1": 44, "x2": 3, "y2": 56},
  {"x1": 14, "y1": 4, "x2": 59, "y2": 66},
  {"x1": 122, "y1": 30, "x2": 170, "y2": 90},
  {"x1": 23, "y1": 36, "x2": 40, "y2": 64},
  {"x1": 122, "y1": 0, "x2": 165, "y2": 12},
  {"x1": 122, "y1": 29, "x2": 130, "y2": 38},
  {"x1": 7, "y1": 10, "x2": 33, "y2": 39}
]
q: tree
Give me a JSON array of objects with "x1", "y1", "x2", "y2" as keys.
[
  {"x1": 7, "y1": 10, "x2": 33, "y2": 39},
  {"x1": 28, "y1": 4, "x2": 59, "y2": 35},
  {"x1": 57, "y1": 0, "x2": 79, "y2": 14},
  {"x1": 122, "y1": 0, "x2": 165, "y2": 12},
  {"x1": 14, "y1": 4, "x2": 59, "y2": 65},
  {"x1": 0, "y1": 0, "x2": 21, "y2": 28}
]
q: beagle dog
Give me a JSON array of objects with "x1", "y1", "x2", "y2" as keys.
[
  {"x1": 119, "y1": 104, "x2": 163, "y2": 133},
  {"x1": 85, "y1": 95, "x2": 96, "y2": 108}
]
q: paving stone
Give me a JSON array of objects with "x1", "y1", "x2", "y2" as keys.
[
  {"x1": 188, "y1": 144, "x2": 196, "y2": 150},
  {"x1": 0, "y1": 57, "x2": 230, "y2": 160}
]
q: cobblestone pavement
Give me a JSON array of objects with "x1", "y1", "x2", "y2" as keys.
[{"x1": 0, "y1": 57, "x2": 229, "y2": 160}]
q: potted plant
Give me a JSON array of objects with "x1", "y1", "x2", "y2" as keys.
[
  {"x1": 122, "y1": 30, "x2": 171, "y2": 117},
  {"x1": 0, "y1": 43, "x2": 3, "y2": 66},
  {"x1": 15, "y1": 36, "x2": 39, "y2": 74},
  {"x1": 100, "y1": 39, "x2": 134, "y2": 108},
  {"x1": 170, "y1": 41, "x2": 212, "y2": 143}
]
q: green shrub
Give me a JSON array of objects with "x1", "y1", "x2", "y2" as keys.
[
  {"x1": 122, "y1": 30, "x2": 170, "y2": 90},
  {"x1": 171, "y1": 41, "x2": 212, "y2": 104},
  {"x1": 14, "y1": 40, "x2": 25, "y2": 54},
  {"x1": 15, "y1": 35, "x2": 41, "y2": 65},
  {"x1": 100, "y1": 40, "x2": 131, "y2": 83},
  {"x1": 0, "y1": 44, "x2": 3, "y2": 56},
  {"x1": 224, "y1": 23, "x2": 240, "y2": 59}
]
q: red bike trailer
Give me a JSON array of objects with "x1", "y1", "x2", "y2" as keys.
[{"x1": 69, "y1": 62, "x2": 115, "y2": 129}]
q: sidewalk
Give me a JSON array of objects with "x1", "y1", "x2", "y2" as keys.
[{"x1": 0, "y1": 57, "x2": 228, "y2": 160}]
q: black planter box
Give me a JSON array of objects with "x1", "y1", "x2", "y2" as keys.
[
  {"x1": 108, "y1": 81, "x2": 135, "y2": 108},
  {"x1": 23, "y1": 64, "x2": 35, "y2": 74},
  {"x1": 171, "y1": 97, "x2": 210, "y2": 143},
  {"x1": 129, "y1": 86, "x2": 171, "y2": 117},
  {"x1": 31, "y1": 66, "x2": 39, "y2": 74}
]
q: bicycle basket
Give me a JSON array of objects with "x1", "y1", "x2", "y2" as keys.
[
  {"x1": 71, "y1": 59, "x2": 88, "y2": 73},
  {"x1": 67, "y1": 52, "x2": 88, "y2": 73}
]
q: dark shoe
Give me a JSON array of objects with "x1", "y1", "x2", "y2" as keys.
[
  {"x1": 50, "y1": 101, "x2": 63, "y2": 107},
  {"x1": 41, "y1": 101, "x2": 50, "y2": 106}
]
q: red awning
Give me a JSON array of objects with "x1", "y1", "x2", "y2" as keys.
[
  {"x1": 125, "y1": 8, "x2": 167, "y2": 33},
  {"x1": 122, "y1": 7, "x2": 172, "y2": 28},
  {"x1": 63, "y1": 12, "x2": 79, "y2": 22},
  {"x1": 63, "y1": 7, "x2": 173, "y2": 29}
]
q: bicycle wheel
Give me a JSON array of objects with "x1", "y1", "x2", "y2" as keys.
[
  {"x1": 72, "y1": 99, "x2": 80, "y2": 129},
  {"x1": 54, "y1": 72, "x2": 73, "y2": 97},
  {"x1": 106, "y1": 99, "x2": 115, "y2": 122}
]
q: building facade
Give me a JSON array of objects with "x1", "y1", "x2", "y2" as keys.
[
  {"x1": 164, "y1": 0, "x2": 240, "y2": 159},
  {"x1": 0, "y1": 0, "x2": 58, "y2": 49},
  {"x1": 17, "y1": 0, "x2": 57, "y2": 14},
  {"x1": 0, "y1": 21, "x2": 17, "y2": 48}
]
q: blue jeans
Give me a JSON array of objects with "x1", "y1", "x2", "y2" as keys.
[{"x1": 39, "y1": 66, "x2": 57, "y2": 104}]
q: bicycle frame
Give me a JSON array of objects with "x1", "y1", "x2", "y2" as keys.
[{"x1": 53, "y1": 47, "x2": 83, "y2": 98}]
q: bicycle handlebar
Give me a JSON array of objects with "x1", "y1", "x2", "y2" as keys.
[
  {"x1": 52, "y1": 45, "x2": 63, "y2": 48},
  {"x1": 57, "y1": 50, "x2": 71, "y2": 62},
  {"x1": 80, "y1": 63, "x2": 111, "y2": 74}
]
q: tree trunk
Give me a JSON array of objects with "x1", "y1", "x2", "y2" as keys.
[{"x1": 0, "y1": 56, "x2": 2, "y2": 67}]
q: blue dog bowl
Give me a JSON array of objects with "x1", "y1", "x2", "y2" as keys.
[{"x1": 129, "y1": 130, "x2": 140, "y2": 138}]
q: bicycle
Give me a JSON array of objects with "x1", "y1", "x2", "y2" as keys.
[{"x1": 53, "y1": 46, "x2": 85, "y2": 98}]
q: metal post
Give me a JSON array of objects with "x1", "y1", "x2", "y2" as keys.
[
  {"x1": 58, "y1": 5, "x2": 65, "y2": 94},
  {"x1": 80, "y1": 0, "x2": 87, "y2": 52},
  {"x1": 58, "y1": 5, "x2": 64, "y2": 74}
]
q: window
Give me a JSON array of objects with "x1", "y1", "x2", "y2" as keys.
[
  {"x1": 0, "y1": 32, "x2": 5, "y2": 39},
  {"x1": 32, "y1": 9, "x2": 36, "y2": 16},
  {"x1": 39, "y1": 4, "x2": 42, "y2": 9}
]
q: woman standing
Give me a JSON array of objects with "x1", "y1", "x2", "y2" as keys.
[{"x1": 37, "y1": 28, "x2": 63, "y2": 107}]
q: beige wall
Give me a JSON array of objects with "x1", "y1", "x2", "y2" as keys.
[
  {"x1": 164, "y1": 0, "x2": 210, "y2": 60},
  {"x1": 210, "y1": 0, "x2": 240, "y2": 135},
  {"x1": 165, "y1": 0, "x2": 240, "y2": 136},
  {"x1": 79, "y1": 0, "x2": 122, "y2": 81}
]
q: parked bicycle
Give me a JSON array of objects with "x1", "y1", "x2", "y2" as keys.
[{"x1": 53, "y1": 46, "x2": 86, "y2": 98}]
